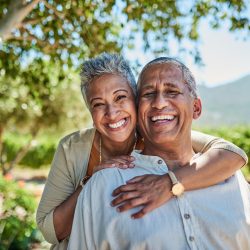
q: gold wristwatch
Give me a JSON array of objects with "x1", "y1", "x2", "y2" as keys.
[{"x1": 168, "y1": 171, "x2": 185, "y2": 196}]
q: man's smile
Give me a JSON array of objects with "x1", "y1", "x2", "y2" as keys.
[{"x1": 150, "y1": 115, "x2": 175, "y2": 122}]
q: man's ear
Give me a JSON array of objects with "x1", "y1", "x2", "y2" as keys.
[{"x1": 193, "y1": 98, "x2": 202, "y2": 119}]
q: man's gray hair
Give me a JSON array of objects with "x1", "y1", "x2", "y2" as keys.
[
  {"x1": 137, "y1": 57, "x2": 197, "y2": 98},
  {"x1": 80, "y1": 53, "x2": 137, "y2": 108}
]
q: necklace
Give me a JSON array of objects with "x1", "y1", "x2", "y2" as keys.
[{"x1": 99, "y1": 134, "x2": 137, "y2": 163}]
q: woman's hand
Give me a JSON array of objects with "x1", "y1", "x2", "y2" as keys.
[
  {"x1": 111, "y1": 174, "x2": 173, "y2": 219},
  {"x1": 93, "y1": 155, "x2": 135, "y2": 174}
]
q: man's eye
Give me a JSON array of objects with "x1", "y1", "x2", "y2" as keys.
[
  {"x1": 166, "y1": 91, "x2": 180, "y2": 97},
  {"x1": 143, "y1": 92, "x2": 155, "y2": 97},
  {"x1": 116, "y1": 95, "x2": 126, "y2": 101}
]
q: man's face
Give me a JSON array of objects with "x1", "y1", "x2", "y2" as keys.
[{"x1": 138, "y1": 63, "x2": 201, "y2": 146}]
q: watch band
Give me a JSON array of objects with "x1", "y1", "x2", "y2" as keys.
[
  {"x1": 168, "y1": 171, "x2": 185, "y2": 196},
  {"x1": 168, "y1": 171, "x2": 178, "y2": 185}
]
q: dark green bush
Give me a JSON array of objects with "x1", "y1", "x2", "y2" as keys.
[
  {"x1": 0, "y1": 175, "x2": 38, "y2": 250},
  {"x1": 3, "y1": 134, "x2": 57, "y2": 169},
  {"x1": 199, "y1": 126, "x2": 250, "y2": 170}
]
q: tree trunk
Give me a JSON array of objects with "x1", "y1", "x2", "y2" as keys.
[
  {"x1": 0, "y1": 0, "x2": 41, "y2": 41},
  {"x1": 5, "y1": 128, "x2": 39, "y2": 174},
  {"x1": 0, "y1": 125, "x2": 4, "y2": 172}
]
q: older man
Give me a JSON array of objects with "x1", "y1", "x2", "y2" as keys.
[{"x1": 68, "y1": 58, "x2": 250, "y2": 250}]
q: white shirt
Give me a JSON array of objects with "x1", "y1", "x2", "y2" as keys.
[{"x1": 68, "y1": 151, "x2": 250, "y2": 250}]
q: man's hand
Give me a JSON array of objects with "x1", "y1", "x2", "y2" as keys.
[
  {"x1": 93, "y1": 156, "x2": 135, "y2": 174},
  {"x1": 111, "y1": 174, "x2": 173, "y2": 219}
]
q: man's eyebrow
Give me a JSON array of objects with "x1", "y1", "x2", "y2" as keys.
[
  {"x1": 140, "y1": 83, "x2": 155, "y2": 91},
  {"x1": 163, "y1": 83, "x2": 179, "y2": 88}
]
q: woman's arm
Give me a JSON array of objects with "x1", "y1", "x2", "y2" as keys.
[
  {"x1": 37, "y1": 141, "x2": 135, "y2": 242},
  {"x1": 53, "y1": 154, "x2": 135, "y2": 241},
  {"x1": 182, "y1": 130, "x2": 248, "y2": 189},
  {"x1": 111, "y1": 131, "x2": 248, "y2": 218},
  {"x1": 36, "y1": 141, "x2": 77, "y2": 244},
  {"x1": 53, "y1": 186, "x2": 83, "y2": 241}
]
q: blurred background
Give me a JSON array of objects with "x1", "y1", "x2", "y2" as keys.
[{"x1": 0, "y1": 0, "x2": 250, "y2": 249}]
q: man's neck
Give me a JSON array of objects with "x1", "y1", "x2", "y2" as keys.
[{"x1": 142, "y1": 139, "x2": 195, "y2": 171}]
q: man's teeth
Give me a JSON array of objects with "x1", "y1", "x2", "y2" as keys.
[
  {"x1": 108, "y1": 119, "x2": 126, "y2": 128},
  {"x1": 151, "y1": 115, "x2": 175, "y2": 122}
]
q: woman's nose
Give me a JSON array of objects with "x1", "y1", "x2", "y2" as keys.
[{"x1": 105, "y1": 104, "x2": 120, "y2": 119}]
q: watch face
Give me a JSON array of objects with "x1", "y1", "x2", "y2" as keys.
[{"x1": 172, "y1": 183, "x2": 185, "y2": 196}]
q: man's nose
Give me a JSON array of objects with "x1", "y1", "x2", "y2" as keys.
[
  {"x1": 151, "y1": 93, "x2": 169, "y2": 110},
  {"x1": 105, "y1": 104, "x2": 120, "y2": 119}
]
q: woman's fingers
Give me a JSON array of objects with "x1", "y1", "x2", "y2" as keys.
[
  {"x1": 102, "y1": 155, "x2": 135, "y2": 167},
  {"x1": 93, "y1": 156, "x2": 135, "y2": 173}
]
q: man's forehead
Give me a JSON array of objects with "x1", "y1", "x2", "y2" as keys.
[{"x1": 139, "y1": 63, "x2": 184, "y2": 88}]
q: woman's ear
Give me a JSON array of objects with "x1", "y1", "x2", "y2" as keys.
[{"x1": 193, "y1": 98, "x2": 202, "y2": 120}]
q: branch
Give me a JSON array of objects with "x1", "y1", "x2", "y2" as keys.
[
  {"x1": 42, "y1": 0, "x2": 65, "y2": 19},
  {"x1": 0, "y1": 0, "x2": 41, "y2": 41},
  {"x1": 6, "y1": 128, "x2": 39, "y2": 174},
  {"x1": 22, "y1": 18, "x2": 41, "y2": 26}
]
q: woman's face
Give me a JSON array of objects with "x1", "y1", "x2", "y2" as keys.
[{"x1": 88, "y1": 73, "x2": 137, "y2": 143}]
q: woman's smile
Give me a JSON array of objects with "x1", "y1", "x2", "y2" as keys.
[{"x1": 107, "y1": 117, "x2": 128, "y2": 129}]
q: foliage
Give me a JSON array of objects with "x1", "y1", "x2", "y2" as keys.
[
  {"x1": 0, "y1": 174, "x2": 38, "y2": 250},
  {"x1": 199, "y1": 126, "x2": 250, "y2": 170},
  {"x1": 1, "y1": 0, "x2": 250, "y2": 65}
]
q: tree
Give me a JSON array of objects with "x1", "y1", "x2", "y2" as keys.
[
  {"x1": 0, "y1": 59, "x2": 90, "y2": 174},
  {"x1": 0, "y1": 0, "x2": 249, "y2": 173},
  {"x1": 0, "y1": 0, "x2": 249, "y2": 64}
]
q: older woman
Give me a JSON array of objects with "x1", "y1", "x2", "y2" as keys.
[{"x1": 36, "y1": 53, "x2": 247, "y2": 250}]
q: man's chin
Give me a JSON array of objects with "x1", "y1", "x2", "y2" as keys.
[{"x1": 149, "y1": 131, "x2": 178, "y2": 145}]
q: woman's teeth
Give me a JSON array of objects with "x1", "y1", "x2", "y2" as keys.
[
  {"x1": 108, "y1": 119, "x2": 126, "y2": 129},
  {"x1": 151, "y1": 115, "x2": 175, "y2": 122}
]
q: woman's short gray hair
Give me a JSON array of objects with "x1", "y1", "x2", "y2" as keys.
[
  {"x1": 137, "y1": 57, "x2": 197, "y2": 98},
  {"x1": 80, "y1": 53, "x2": 137, "y2": 108}
]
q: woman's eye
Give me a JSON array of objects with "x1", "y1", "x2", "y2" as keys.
[
  {"x1": 93, "y1": 103, "x2": 104, "y2": 108},
  {"x1": 116, "y1": 95, "x2": 126, "y2": 101}
]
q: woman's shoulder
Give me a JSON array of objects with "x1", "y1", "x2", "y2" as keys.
[{"x1": 59, "y1": 127, "x2": 96, "y2": 147}]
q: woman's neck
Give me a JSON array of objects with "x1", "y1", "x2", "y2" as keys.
[{"x1": 97, "y1": 131, "x2": 137, "y2": 160}]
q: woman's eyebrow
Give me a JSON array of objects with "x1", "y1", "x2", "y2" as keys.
[
  {"x1": 113, "y1": 89, "x2": 128, "y2": 94},
  {"x1": 90, "y1": 97, "x2": 102, "y2": 104}
]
